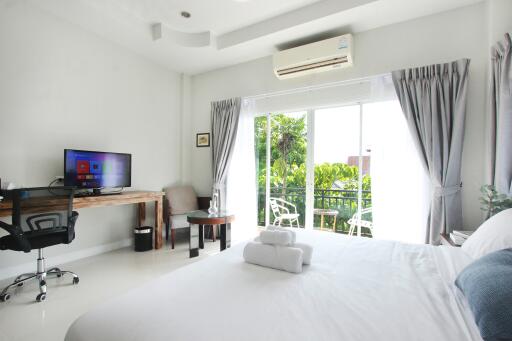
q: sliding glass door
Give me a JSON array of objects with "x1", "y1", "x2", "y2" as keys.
[
  {"x1": 312, "y1": 105, "x2": 371, "y2": 235},
  {"x1": 256, "y1": 111, "x2": 308, "y2": 228},
  {"x1": 256, "y1": 101, "x2": 420, "y2": 239}
]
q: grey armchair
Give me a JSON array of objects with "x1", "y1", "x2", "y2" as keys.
[{"x1": 164, "y1": 186, "x2": 211, "y2": 249}]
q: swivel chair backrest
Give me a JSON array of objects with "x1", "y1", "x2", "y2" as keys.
[{"x1": 11, "y1": 187, "x2": 78, "y2": 249}]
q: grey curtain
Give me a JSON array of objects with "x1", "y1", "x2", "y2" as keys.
[
  {"x1": 392, "y1": 59, "x2": 470, "y2": 244},
  {"x1": 489, "y1": 33, "x2": 512, "y2": 195},
  {"x1": 211, "y1": 97, "x2": 241, "y2": 211}
]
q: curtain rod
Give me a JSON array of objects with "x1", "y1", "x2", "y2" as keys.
[{"x1": 243, "y1": 73, "x2": 390, "y2": 101}]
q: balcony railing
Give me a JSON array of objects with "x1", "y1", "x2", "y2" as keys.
[{"x1": 258, "y1": 187, "x2": 372, "y2": 235}]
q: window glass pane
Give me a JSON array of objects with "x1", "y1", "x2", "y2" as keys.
[
  {"x1": 269, "y1": 111, "x2": 307, "y2": 228},
  {"x1": 313, "y1": 105, "x2": 363, "y2": 234}
]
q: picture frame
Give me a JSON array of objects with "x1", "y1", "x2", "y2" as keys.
[{"x1": 196, "y1": 133, "x2": 210, "y2": 147}]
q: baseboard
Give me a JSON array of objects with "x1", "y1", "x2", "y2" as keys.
[{"x1": 0, "y1": 238, "x2": 133, "y2": 281}]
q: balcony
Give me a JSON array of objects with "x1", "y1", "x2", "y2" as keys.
[{"x1": 258, "y1": 187, "x2": 373, "y2": 236}]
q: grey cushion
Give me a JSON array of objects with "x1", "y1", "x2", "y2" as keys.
[
  {"x1": 170, "y1": 214, "x2": 188, "y2": 229},
  {"x1": 165, "y1": 186, "x2": 198, "y2": 215},
  {"x1": 455, "y1": 248, "x2": 512, "y2": 341}
]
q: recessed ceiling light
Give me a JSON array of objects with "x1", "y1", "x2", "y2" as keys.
[{"x1": 180, "y1": 11, "x2": 191, "y2": 18}]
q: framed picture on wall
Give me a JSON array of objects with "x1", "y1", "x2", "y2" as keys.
[{"x1": 196, "y1": 133, "x2": 210, "y2": 147}]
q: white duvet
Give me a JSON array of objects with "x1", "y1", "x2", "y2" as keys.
[{"x1": 66, "y1": 230, "x2": 481, "y2": 341}]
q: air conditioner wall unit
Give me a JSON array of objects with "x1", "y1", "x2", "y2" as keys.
[{"x1": 273, "y1": 34, "x2": 353, "y2": 79}]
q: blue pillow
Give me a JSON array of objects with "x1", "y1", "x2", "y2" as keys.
[{"x1": 455, "y1": 248, "x2": 512, "y2": 341}]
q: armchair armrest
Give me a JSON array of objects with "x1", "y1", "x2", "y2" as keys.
[
  {"x1": 0, "y1": 220, "x2": 31, "y2": 253},
  {"x1": 0, "y1": 220, "x2": 18, "y2": 236}
]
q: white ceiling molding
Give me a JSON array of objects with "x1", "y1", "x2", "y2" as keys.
[
  {"x1": 25, "y1": 0, "x2": 483, "y2": 74},
  {"x1": 152, "y1": 22, "x2": 210, "y2": 47},
  {"x1": 216, "y1": 0, "x2": 377, "y2": 49}
]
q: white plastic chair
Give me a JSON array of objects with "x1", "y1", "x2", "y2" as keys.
[
  {"x1": 347, "y1": 207, "x2": 373, "y2": 236},
  {"x1": 269, "y1": 198, "x2": 300, "y2": 228}
]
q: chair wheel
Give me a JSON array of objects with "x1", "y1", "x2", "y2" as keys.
[
  {"x1": 17, "y1": 282, "x2": 24, "y2": 287},
  {"x1": 72, "y1": 277, "x2": 79, "y2": 285},
  {"x1": 56, "y1": 273, "x2": 62, "y2": 278},
  {"x1": 36, "y1": 293, "x2": 46, "y2": 302},
  {"x1": 0, "y1": 293, "x2": 10, "y2": 302}
]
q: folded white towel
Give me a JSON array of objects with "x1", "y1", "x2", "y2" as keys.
[
  {"x1": 294, "y1": 242, "x2": 313, "y2": 265},
  {"x1": 259, "y1": 230, "x2": 293, "y2": 246},
  {"x1": 266, "y1": 226, "x2": 296, "y2": 244},
  {"x1": 243, "y1": 242, "x2": 303, "y2": 273},
  {"x1": 255, "y1": 228, "x2": 313, "y2": 265}
]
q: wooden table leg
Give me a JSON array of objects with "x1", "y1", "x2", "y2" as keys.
[
  {"x1": 333, "y1": 215, "x2": 337, "y2": 232},
  {"x1": 138, "y1": 202, "x2": 146, "y2": 227},
  {"x1": 154, "y1": 199, "x2": 163, "y2": 249},
  {"x1": 220, "y1": 223, "x2": 231, "y2": 251},
  {"x1": 320, "y1": 214, "x2": 325, "y2": 230}
]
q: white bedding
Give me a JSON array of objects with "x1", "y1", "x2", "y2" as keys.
[{"x1": 66, "y1": 230, "x2": 481, "y2": 341}]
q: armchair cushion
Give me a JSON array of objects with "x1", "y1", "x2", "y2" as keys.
[
  {"x1": 165, "y1": 186, "x2": 198, "y2": 215},
  {"x1": 170, "y1": 214, "x2": 189, "y2": 230}
]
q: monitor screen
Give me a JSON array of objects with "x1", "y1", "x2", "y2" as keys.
[{"x1": 64, "y1": 149, "x2": 131, "y2": 189}]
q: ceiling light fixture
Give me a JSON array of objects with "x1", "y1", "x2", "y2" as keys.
[{"x1": 180, "y1": 11, "x2": 191, "y2": 18}]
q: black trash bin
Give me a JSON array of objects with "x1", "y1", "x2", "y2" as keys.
[{"x1": 134, "y1": 226, "x2": 153, "y2": 252}]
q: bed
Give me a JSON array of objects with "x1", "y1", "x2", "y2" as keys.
[{"x1": 65, "y1": 229, "x2": 482, "y2": 341}]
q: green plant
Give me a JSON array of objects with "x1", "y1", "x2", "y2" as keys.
[{"x1": 480, "y1": 185, "x2": 512, "y2": 218}]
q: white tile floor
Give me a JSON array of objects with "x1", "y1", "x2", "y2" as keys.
[{"x1": 0, "y1": 239, "x2": 220, "y2": 341}]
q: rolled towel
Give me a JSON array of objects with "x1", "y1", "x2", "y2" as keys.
[
  {"x1": 243, "y1": 242, "x2": 303, "y2": 273},
  {"x1": 266, "y1": 226, "x2": 296, "y2": 244},
  {"x1": 259, "y1": 230, "x2": 293, "y2": 246},
  {"x1": 294, "y1": 242, "x2": 313, "y2": 265}
]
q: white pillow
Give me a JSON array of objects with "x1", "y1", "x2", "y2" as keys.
[{"x1": 462, "y1": 208, "x2": 512, "y2": 259}]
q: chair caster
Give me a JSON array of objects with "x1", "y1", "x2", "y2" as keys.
[
  {"x1": 73, "y1": 277, "x2": 79, "y2": 285},
  {"x1": 0, "y1": 293, "x2": 10, "y2": 302},
  {"x1": 56, "y1": 273, "x2": 62, "y2": 278},
  {"x1": 36, "y1": 293, "x2": 46, "y2": 302}
]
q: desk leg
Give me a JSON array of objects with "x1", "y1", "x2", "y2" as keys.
[
  {"x1": 154, "y1": 198, "x2": 163, "y2": 249},
  {"x1": 199, "y1": 224, "x2": 204, "y2": 249},
  {"x1": 220, "y1": 223, "x2": 231, "y2": 251},
  {"x1": 138, "y1": 202, "x2": 146, "y2": 227}
]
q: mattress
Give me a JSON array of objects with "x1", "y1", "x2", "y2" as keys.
[{"x1": 65, "y1": 230, "x2": 481, "y2": 341}]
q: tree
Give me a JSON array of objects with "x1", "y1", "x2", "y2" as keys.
[{"x1": 255, "y1": 113, "x2": 369, "y2": 191}]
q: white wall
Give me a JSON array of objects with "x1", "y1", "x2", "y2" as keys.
[
  {"x1": 0, "y1": 2, "x2": 181, "y2": 278},
  {"x1": 188, "y1": 2, "x2": 492, "y2": 231}
]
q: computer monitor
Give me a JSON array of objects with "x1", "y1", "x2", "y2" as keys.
[{"x1": 64, "y1": 149, "x2": 131, "y2": 189}]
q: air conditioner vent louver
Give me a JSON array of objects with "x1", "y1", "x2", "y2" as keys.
[
  {"x1": 276, "y1": 56, "x2": 349, "y2": 76},
  {"x1": 273, "y1": 34, "x2": 353, "y2": 79}
]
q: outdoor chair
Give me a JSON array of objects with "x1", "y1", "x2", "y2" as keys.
[
  {"x1": 348, "y1": 207, "x2": 373, "y2": 237},
  {"x1": 269, "y1": 198, "x2": 300, "y2": 228}
]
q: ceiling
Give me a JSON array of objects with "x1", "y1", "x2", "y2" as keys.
[{"x1": 26, "y1": 0, "x2": 482, "y2": 75}]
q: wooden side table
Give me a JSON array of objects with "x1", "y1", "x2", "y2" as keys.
[
  {"x1": 187, "y1": 210, "x2": 235, "y2": 258},
  {"x1": 313, "y1": 209, "x2": 338, "y2": 232}
]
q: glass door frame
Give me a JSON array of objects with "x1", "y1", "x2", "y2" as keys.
[{"x1": 262, "y1": 101, "x2": 365, "y2": 235}]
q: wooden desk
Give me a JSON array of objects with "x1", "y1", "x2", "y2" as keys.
[{"x1": 0, "y1": 191, "x2": 165, "y2": 249}]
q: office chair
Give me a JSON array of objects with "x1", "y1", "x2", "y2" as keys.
[{"x1": 0, "y1": 187, "x2": 79, "y2": 302}]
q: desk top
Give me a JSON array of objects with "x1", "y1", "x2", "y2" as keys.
[{"x1": 0, "y1": 190, "x2": 164, "y2": 217}]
